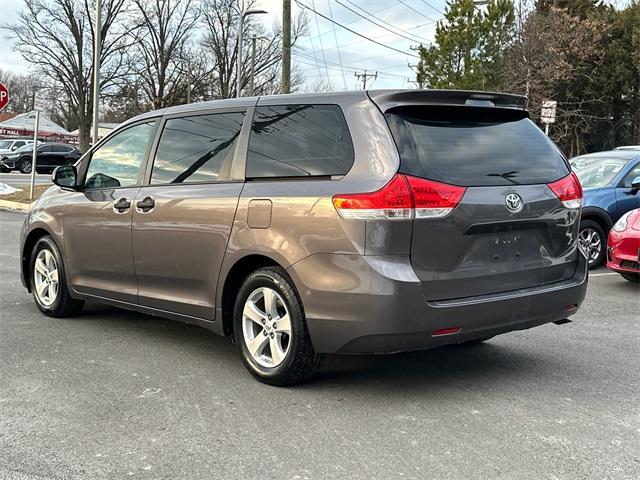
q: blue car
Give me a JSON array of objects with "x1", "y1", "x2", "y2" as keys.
[{"x1": 570, "y1": 151, "x2": 640, "y2": 268}]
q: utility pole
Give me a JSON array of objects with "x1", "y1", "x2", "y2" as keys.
[
  {"x1": 249, "y1": 36, "x2": 257, "y2": 96},
  {"x1": 281, "y1": 0, "x2": 291, "y2": 94},
  {"x1": 354, "y1": 70, "x2": 377, "y2": 90},
  {"x1": 92, "y1": 0, "x2": 102, "y2": 146}
]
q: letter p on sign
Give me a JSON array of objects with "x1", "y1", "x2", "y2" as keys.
[{"x1": 0, "y1": 83, "x2": 9, "y2": 111}]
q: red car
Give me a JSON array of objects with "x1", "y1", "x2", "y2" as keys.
[{"x1": 606, "y1": 208, "x2": 640, "y2": 283}]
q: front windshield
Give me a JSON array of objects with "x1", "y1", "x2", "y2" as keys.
[
  {"x1": 572, "y1": 156, "x2": 629, "y2": 188},
  {"x1": 0, "y1": 140, "x2": 12, "y2": 149}
]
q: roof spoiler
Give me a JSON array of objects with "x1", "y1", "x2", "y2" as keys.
[{"x1": 368, "y1": 89, "x2": 528, "y2": 112}]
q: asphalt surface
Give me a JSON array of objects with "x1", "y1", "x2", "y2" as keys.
[
  {"x1": 0, "y1": 172, "x2": 51, "y2": 187},
  {"x1": 1, "y1": 209, "x2": 639, "y2": 480}
]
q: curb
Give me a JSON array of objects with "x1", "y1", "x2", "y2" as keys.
[{"x1": 0, "y1": 199, "x2": 31, "y2": 212}]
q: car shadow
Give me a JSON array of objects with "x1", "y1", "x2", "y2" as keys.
[{"x1": 62, "y1": 301, "x2": 563, "y2": 396}]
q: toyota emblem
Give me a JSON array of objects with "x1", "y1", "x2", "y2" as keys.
[{"x1": 505, "y1": 193, "x2": 523, "y2": 213}]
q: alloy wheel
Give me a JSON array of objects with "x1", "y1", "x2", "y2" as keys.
[
  {"x1": 578, "y1": 227, "x2": 602, "y2": 266},
  {"x1": 33, "y1": 249, "x2": 59, "y2": 307},
  {"x1": 241, "y1": 287, "x2": 292, "y2": 368}
]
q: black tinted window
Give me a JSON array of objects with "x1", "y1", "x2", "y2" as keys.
[
  {"x1": 151, "y1": 112, "x2": 245, "y2": 184},
  {"x1": 53, "y1": 145, "x2": 71, "y2": 152},
  {"x1": 386, "y1": 107, "x2": 569, "y2": 186},
  {"x1": 246, "y1": 104, "x2": 354, "y2": 178},
  {"x1": 38, "y1": 145, "x2": 54, "y2": 153}
]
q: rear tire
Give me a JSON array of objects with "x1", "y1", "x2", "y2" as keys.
[
  {"x1": 233, "y1": 266, "x2": 323, "y2": 386},
  {"x1": 579, "y1": 220, "x2": 606, "y2": 269},
  {"x1": 620, "y1": 272, "x2": 639, "y2": 283},
  {"x1": 30, "y1": 236, "x2": 84, "y2": 317},
  {"x1": 18, "y1": 158, "x2": 32, "y2": 174}
]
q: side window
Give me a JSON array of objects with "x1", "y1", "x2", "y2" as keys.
[
  {"x1": 14, "y1": 141, "x2": 25, "y2": 149},
  {"x1": 85, "y1": 121, "x2": 156, "y2": 190},
  {"x1": 622, "y1": 164, "x2": 640, "y2": 188},
  {"x1": 53, "y1": 145, "x2": 69, "y2": 152},
  {"x1": 246, "y1": 104, "x2": 354, "y2": 178},
  {"x1": 38, "y1": 145, "x2": 53, "y2": 153},
  {"x1": 150, "y1": 112, "x2": 245, "y2": 185}
]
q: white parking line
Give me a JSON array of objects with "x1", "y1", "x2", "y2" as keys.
[{"x1": 590, "y1": 272, "x2": 618, "y2": 277}]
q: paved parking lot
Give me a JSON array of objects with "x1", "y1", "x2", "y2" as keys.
[
  {"x1": 0, "y1": 172, "x2": 51, "y2": 187},
  {"x1": 1, "y1": 209, "x2": 638, "y2": 479}
]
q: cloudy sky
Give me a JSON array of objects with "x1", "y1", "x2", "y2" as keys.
[
  {"x1": 255, "y1": 0, "x2": 444, "y2": 90},
  {"x1": 0, "y1": 0, "x2": 446, "y2": 91}
]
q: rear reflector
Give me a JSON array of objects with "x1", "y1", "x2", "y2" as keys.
[
  {"x1": 333, "y1": 174, "x2": 466, "y2": 220},
  {"x1": 432, "y1": 327, "x2": 462, "y2": 337},
  {"x1": 548, "y1": 172, "x2": 583, "y2": 209}
]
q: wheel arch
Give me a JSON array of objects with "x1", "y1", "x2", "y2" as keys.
[
  {"x1": 581, "y1": 207, "x2": 613, "y2": 232},
  {"x1": 21, "y1": 227, "x2": 56, "y2": 292},
  {"x1": 219, "y1": 254, "x2": 284, "y2": 337}
]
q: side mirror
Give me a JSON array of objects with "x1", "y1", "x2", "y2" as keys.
[
  {"x1": 52, "y1": 165, "x2": 79, "y2": 189},
  {"x1": 11, "y1": 145, "x2": 18, "y2": 151},
  {"x1": 631, "y1": 176, "x2": 640, "y2": 195}
]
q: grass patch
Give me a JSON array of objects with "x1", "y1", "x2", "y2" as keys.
[{"x1": 0, "y1": 184, "x2": 51, "y2": 204}]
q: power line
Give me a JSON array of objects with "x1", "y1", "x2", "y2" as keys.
[
  {"x1": 340, "y1": 0, "x2": 433, "y2": 43},
  {"x1": 397, "y1": 0, "x2": 438, "y2": 23},
  {"x1": 310, "y1": 0, "x2": 331, "y2": 84},
  {"x1": 294, "y1": 50, "x2": 409, "y2": 79},
  {"x1": 294, "y1": 0, "x2": 420, "y2": 59},
  {"x1": 327, "y1": 0, "x2": 347, "y2": 89},
  {"x1": 418, "y1": 0, "x2": 444, "y2": 15},
  {"x1": 304, "y1": 3, "x2": 398, "y2": 42}
]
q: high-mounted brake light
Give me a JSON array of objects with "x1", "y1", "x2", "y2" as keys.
[
  {"x1": 332, "y1": 174, "x2": 466, "y2": 220},
  {"x1": 548, "y1": 172, "x2": 583, "y2": 209}
]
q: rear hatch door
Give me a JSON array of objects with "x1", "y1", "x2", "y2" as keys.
[{"x1": 383, "y1": 103, "x2": 581, "y2": 301}]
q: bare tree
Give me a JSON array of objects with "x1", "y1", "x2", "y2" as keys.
[
  {"x1": 4, "y1": 0, "x2": 133, "y2": 151},
  {"x1": 202, "y1": 0, "x2": 306, "y2": 99},
  {"x1": 131, "y1": 0, "x2": 201, "y2": 109},
  {"x1": 0, "y1": 68, "x2": 41, "y2": 113}
]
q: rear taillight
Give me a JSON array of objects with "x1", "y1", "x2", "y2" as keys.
[
  {"x1": 548, "y1": 172, "x2": 583, "y2": 209},
  {"x1": 332, "y1": 174, "x2": 466, "y2": 220},
  {"x1": 406, "y1": 176, "x2": 467, "y2": 219}
]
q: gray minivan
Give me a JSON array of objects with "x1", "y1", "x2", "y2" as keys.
[{"x1": 20, "y1": 90, "x2": 588, "y2": 385}]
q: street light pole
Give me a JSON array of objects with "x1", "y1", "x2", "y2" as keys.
[
  {"x1": 92, "y1": 0, "x2": 102, "y2": 146},
  {"x1": 236, "y1": 8, "x2": 267, "y2": 98},
  {"x1": 249, "y1": 36, "x2": 257, "y2": 96}
]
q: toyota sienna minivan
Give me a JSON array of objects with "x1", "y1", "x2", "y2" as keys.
[{"x1": 20, "y1": 90, "x2": 588, "y2": 385}]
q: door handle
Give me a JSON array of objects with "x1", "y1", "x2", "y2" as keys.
[
  {"x1": 113, "y1": 197, "x2": 131, "y2": 213},
  {"x1": 136, "y1": 196, "x2": 155, "y2": 213}
]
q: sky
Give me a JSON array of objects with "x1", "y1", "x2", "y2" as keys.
[
  {"x1": 0, "y1": 0, "x2": 630, "y2": 92},
  {"x1": 0, "y1": 0, "x2": 446, "y2": 91}
]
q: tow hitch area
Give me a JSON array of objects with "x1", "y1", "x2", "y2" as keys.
[{"x1": 553, "y1": 318, "x2": 573, "y2": 325}]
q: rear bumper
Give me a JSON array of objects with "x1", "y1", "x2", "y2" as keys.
[{"x1": 287, "y1": 250, "x2": 588, "y2": 354}]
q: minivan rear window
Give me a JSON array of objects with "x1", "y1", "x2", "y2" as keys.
[
  {"x1": 246, "y1": 104, "x2": 354, "y2": 178},
  {"x1": 385, "y1": 106, "x2": 569, "y2": 186}
]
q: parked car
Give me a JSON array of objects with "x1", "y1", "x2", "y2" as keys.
[
  {"x1": 570, "y1": 151, "x2": 640, "y2": 268},
  {"x1": 606, "y1": 208, "x2": 640, "y2": 283},
  {"x1": 0, "y1": 142, "x2": 81, "y2": 174},
  {"x1": 0, "y1": 138, "x2": 33, "y2": 171},
  {"x1": 20, "y1": 90, "x2": 588, "y2": 385}
]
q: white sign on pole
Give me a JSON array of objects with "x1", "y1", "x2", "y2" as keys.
[
  {"x1": 541, "y1": 100, "x2": 557, "y2": 124},
  {"x1": 33, "y1": 94, "x2": 47, "y2": 112}
]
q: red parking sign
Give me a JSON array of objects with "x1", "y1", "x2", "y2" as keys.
[{"x1": 0, "y1": 83, "x2": 8, "y2": 111}]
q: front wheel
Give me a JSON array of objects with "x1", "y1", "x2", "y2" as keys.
[
  {"x1": 620, "y1": 272, "x2": 639, "y2": 283},
  {"x1": 578, "y1": 220, "x2": 606, "y2": 269},
  {"x1": 18, "y1": 158, "x2": 32, "y2": 174},
  {"x1": 30, "y1": 236, "x2": 84, "y2": 317},
  {"x1": 233, "y1": 267, "x2": 323, "y2": 386}
]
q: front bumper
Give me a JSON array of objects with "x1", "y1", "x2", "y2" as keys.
[{"x1": 287, "y1": 250, "x2": 589, "y2": 354}]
